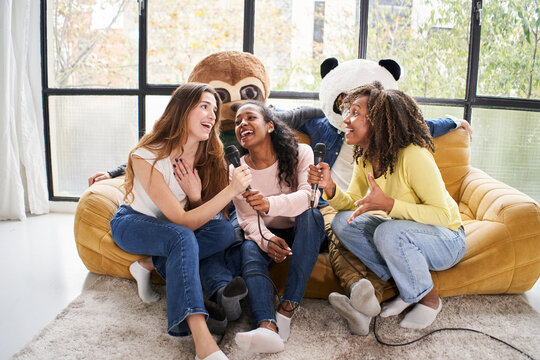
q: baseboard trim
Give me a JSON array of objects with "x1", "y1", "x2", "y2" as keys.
[{"x1": 49, "y1": 201, "x2": 77, "y2": 213}]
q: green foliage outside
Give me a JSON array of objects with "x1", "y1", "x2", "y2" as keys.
[
  {"x1": 50, "y1": 0, "x2": 538, "y2": 100},
  {"x1": 49, "y1": 0, "x2": 137, "y2": 88},
  {"x1": 470, "y1": 108, "x2": 540, "y2": 203},
  {"x1": 478, "y1": 0, "x2": 539, "y2": 99},
  {"x1": 47, "y1": 0, "x2": 539, "y2": 199}
]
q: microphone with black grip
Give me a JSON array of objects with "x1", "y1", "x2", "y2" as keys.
[
  {"x1": 310, "y1": 143, "x2": 326, "y2": 207},
  {"x1": 225, "y1": 145, "x2": 251, "y2": 190}
]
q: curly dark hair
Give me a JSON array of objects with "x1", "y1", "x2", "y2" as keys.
[
  {"x1": 341, "y1": 81, "x2": 434, "y2": 176},
  {"x1": 235, "y1": 100, "x2": 299, "y2": 190}
]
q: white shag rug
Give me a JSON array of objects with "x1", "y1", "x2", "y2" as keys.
[{"x1": 13, "y1": 276, "x2": 540, "y2": 360}]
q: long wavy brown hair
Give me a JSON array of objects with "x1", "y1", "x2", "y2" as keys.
[
  {"x1": 122, "y1": 83, "x2": 228, "y2": 213},
  {"x1": 341, "y1": 81, "x2": 434, "y2": 176}
]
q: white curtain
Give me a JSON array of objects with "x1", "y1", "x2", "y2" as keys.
[{"x1": 0, "y1": 0, "x2": 49, "y2": 220}]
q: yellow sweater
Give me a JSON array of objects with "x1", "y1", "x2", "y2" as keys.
[{"x1": 324, "y1": 144, "x2": 462, "y2": 231}]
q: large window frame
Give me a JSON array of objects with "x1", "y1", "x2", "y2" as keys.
[{"x1": 40, "y1": 0, "x2": 540, "y2": 201}]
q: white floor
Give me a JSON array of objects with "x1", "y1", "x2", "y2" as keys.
[
  {"x1": 1, "y1": 209, "x2": 539, "y2": 360},
  {"x1": 1, "y1": 209, "x2": 97, "y2": 360}
]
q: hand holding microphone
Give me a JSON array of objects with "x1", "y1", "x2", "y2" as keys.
[
  {"x1": 309, "y1": 143, "x2": 326, "y2": 207},
  {"x1": 225, "y1": 145, "x2": 252, "y2": 194},
  {"x1": 227, "y1": 146, "x2": 294, "y2": 261},
  {"x1": 243, "y1": 189, "x2": 270, "y2": 213},
  {"x1": 226, "y1": 145, "x2": 270, "y2": 212}
]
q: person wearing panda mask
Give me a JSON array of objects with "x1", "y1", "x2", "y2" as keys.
[{"x1": 294, "y1": 58, "x2": 471, "y2": 335}]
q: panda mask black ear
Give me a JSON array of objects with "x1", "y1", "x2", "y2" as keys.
[
  {"x1": 321, "y1": 57, "x2": 339, "y2": 79},
  {"x1": 378, "y1": 59, "x2": 401, "y2": 81}
]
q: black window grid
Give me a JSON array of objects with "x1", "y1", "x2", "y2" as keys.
[{"x1": 40, "y1": 0, "x2": 540, "y2": 201}]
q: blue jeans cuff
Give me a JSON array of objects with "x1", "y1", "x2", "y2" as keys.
[
  {"x1": 168, "y1": 308, "x2": 208, "y2": 337},
  {"x1": 256, "y1": 318, "x2": 277, "y2": 328}
]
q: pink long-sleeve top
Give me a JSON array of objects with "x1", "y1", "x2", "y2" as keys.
[{"x1": 230, "y1": 143, "x2": 318, "y2": 252}]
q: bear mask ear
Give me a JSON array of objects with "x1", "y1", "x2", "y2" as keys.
[
  {"x1": 379, "y1": 59, "x2": 401, "y2": 81},
  {"x1": 321, "y1": 57, "x2": 339, "y2": 79}
]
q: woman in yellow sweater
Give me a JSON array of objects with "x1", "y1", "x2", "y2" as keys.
[{"x1": 308, "y1": 81, "x2": 465, "y2": 330}]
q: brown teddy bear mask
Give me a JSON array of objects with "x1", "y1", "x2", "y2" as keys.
[{"x1": 188, "y1": 51, "x2": 271, "y2": 131}]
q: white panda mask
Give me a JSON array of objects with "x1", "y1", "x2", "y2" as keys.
[{"x1": 319, "y1": 58, "x2": 401, "y2": 133}]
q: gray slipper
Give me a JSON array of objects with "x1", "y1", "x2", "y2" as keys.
[
  {"x1": 205, "y1": 299, "x2": 227, "y2": 335},
  {"x1": 218, "y1": 276, "x2": 248, "y2": 321}
]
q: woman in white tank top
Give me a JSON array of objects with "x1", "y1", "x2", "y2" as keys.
[{"x1": 110, "y1": 83, "x2": 251, "y2": 360}]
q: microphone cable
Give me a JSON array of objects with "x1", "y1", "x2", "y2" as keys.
[
  {"x1": 372, "y1": 316, "x2": 535, "y2": 359},
  {"x1": 308, "y1": 204, "x2": 536, "y2": 360},
  {"x1": 225, "y1": 144, "x2": 307, "y2": 315}
]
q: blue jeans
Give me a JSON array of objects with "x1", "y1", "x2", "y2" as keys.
[
  {"x1": 196, "y1": 212, "x2": 239, "y2": 299},
  {"x1": 241, "y1": 208, "x2": 325, "y2": 327},
  {"x1": 110, "y1": 205, "x2": 236, "y2": 336},
  {"x1": 331, "y1": 212, "x2": 466, "y2": 303}
]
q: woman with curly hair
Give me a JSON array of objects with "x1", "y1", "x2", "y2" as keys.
[
  {"x1": 231, "y1": 101, "x2": 325, "y2": 353},
  {"x1": 109, "y1": 83, "x2": 252, "y2": 360},
  {"x1": 308, "y1": 81, "x2": 465, "y2": 331}
]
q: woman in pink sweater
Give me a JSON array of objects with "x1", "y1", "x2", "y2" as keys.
[{"x1": 230, "y1": 101, "x2": 325, "y2": 354}]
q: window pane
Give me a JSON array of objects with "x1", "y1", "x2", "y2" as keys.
[
  {"x1": 49, "y1": 96, "x2": 138, "y2": 197},
  {"x1": 269, "y1": 98, "x2": 321, "y2": 110},
  {"x1": 477, "y1": 0, "x2": 539, "y2": 99},
  {"x1": 147, "y1": 1, "x2": 244, "y2": 85},
  {"x1": 419, "y1": 104, "x2": 463, "y2": 120},
  {"x1": 470, "y1": 108, "x2": 540, "y2": 203},
  {"x1": 46, "y1": 0, "x2": 138, "y2": 88},
  {"x1": 367, "y1": 0, "x2": 471, "y2": 99},
  {"x1": 146, "y1": 96, "x2": 171, "y2": 133},
  {"x1": 254, "y1": 0, "x2": 361, "y2": 92}
]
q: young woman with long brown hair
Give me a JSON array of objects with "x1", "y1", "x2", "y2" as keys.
[{"x1": 110, "y1": 83, "x2": 251, "y2": 360}]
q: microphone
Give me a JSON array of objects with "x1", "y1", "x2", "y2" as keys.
[
  {"x1": 225, "y1": 145, "x2": 251, "y2": 190},
  {"x1": 311, "y1": 143, "x2": 326, "y2": 207}
]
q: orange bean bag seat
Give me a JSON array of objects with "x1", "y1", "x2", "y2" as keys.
[{"x1": 74, "y1": 128, "x2": 540, "y2": 298}]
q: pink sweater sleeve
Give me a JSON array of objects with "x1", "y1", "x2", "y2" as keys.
[
  {"x1": 266, "y1": 144, "x2": 316, "y2": 216},
  {"x1": 230, "y1": 144, "x2": 317, "y2": 252},
  {"x1": 230, "y1": 160, "x2": 274, "y2": 252}
]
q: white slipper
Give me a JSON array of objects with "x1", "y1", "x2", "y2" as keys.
[
  {"x1": 276, "y1": 312, "x2": 292, "y2": 341},
  {"x1": 380, "y1": 297, "x2": 413, "y2": 318},
  {"x1": 235, "y1": 327, "x2": 284, "y2": 353},
  {"x1": 400, "y1": 299, "x2": 442, "y2": 329},
  {"x1": 195, "y1": 350, "x2": 228, "y2": 360}
]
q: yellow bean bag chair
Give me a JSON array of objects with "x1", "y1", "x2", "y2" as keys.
[{"x1": 74, "y1": 128, "x2": 540, "y2": 298}]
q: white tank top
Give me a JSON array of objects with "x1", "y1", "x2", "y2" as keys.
[
  {"x1": 130, "y1": 147, "x2": 187, "y2": 219},
  {"x1": 331, "y1": 141, "x2": 355, "y2": 191}
]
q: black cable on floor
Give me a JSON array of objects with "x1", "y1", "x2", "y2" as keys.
[
  {"x1": 310, "y1": 205, "x2": 536, "y2": 360},
  {"x1": 373, "y1": 316, "x2": 535, "y2": 359}
]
